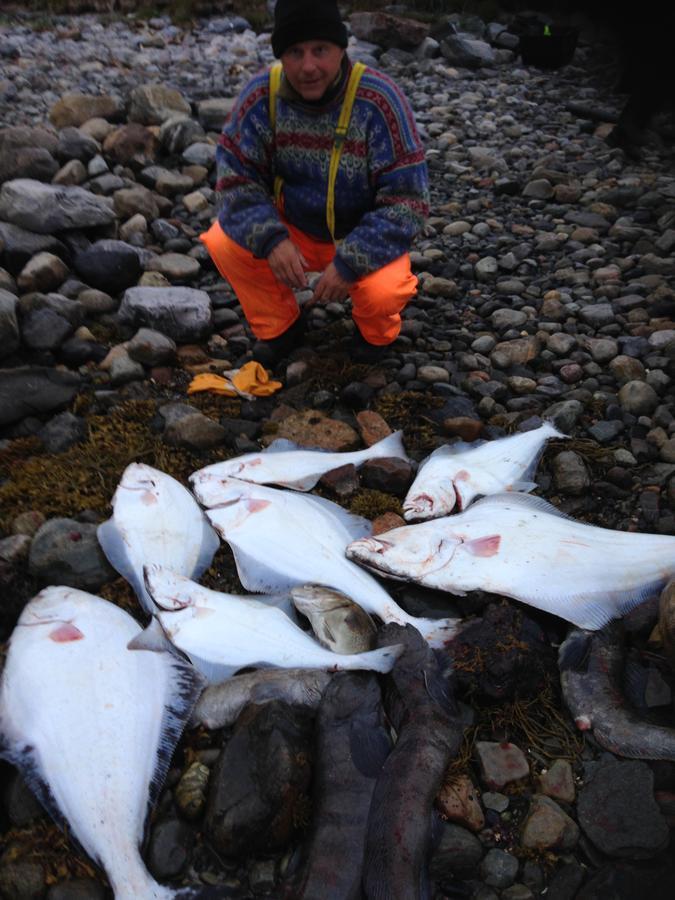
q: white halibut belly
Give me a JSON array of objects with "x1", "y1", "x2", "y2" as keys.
[
  {"x1": 439, "y1": 510, "x2": 675, "y2": 595},
  {"x1": 0, "y1": 588, "x2": 204, "y2": 899}
]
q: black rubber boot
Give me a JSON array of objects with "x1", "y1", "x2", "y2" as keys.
[
  {"x1": 250, "y1": 315, "x2": 306, "y2": 369},
  {"x1": 348, "y1": 329, "x2": 390, "y2": 364}
]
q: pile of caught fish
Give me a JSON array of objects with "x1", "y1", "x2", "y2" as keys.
[{"x1": 2, "y1": 421, "x2": 675, "y2": 897}]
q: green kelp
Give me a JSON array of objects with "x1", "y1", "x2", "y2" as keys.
[
  {"x1": 348, "y1": 488, "x2": 403, "y2": 520},
  {"x1": 0, "y1": 399, "x2": 232, "y2": 531},
  {"x1": 374, "y1": 391, "x2": 444, "y2": 455}
]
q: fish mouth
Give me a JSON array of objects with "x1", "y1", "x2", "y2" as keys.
[
  {"x1": 143, "y1": 565, "x2": 193, "y2": 610},
  {"x1": 402, "y1": 494, "x2": 435, "y2": 521},
  {"x1": 346, "y1": 538, "x2": 408, "y2": 580}
]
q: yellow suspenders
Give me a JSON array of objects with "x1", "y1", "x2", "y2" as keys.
[{"x1": 268, "y1": 60, "x2": 366, "y2": 243}]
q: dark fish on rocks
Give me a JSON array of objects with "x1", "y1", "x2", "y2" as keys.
[
  {"x1": 658, "y1": 579, "x2": 675, "y2": 673},
  {"x1": 559, "y1": 622, "x2": 675, "y2": 761},
  {"x1": 291, "y1": 583, "x2": 377, "y2": 654},
  {"x1": 286, "y1": 672, "x2": 392, "y2": 900},
  {"x1": 192, "y1": 668, "x2": 334, "y2": 730},
  {"x1": 0, "y1": 586, "x2": 214, "y2": 900},
  {"x1": 363, "y1": 624, "x2": 466, "y2": 900}
]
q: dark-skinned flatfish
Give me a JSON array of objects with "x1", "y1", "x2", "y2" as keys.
[{"x1": 0, "y1": 586, "x2": 208, "y2": 900}]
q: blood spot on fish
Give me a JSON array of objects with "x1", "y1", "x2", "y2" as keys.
[
  {"x1": 246, "y1": 499, "x2": 272, "y2": 513},
  {"x1": 68, "y1": 531, "x2": 82, "y2": 542},
  {"x1": 463, "y1": 535, "x2": 501, "y2": 557},
  {"x1": 455, "y1": 470, "x2": 470, "y2": 481},
  {"x1": 141, "y1": 490, "x2": 158, "y2": 506},
  {"x1": 49, "y1": 623, "x2": 84, "y2": 642},
  {"x1": 575, "y1": 715, "x2": 592, "y2": 731}
]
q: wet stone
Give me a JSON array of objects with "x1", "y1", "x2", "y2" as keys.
[
  {"x1": 551, "y1": 450, "x2": 591, "y2": 496},
  {"x1": 537, "y1": 759, "x2": 576, "y2": 804},
  {"x1": 577, "y1": 759, "x2": 669, "y2": 858},
  {"x1": 28, "y1": 517, "x2": 115, "y2": 591},
  {"x1": 435, "y1": 773, "x2": 485, "y2": 832},
  {"x1": 204, "y1": 701, "x2": 313, "y2": 857},
  {"x1": 429, "y1": 822, "x2": 484, "y2": 879},
  {"x1": 521, "y1": 795, "x2": 579, "y2": 851},
  {"x1": 480, "y1": 847, "x2": 519, "y2": 889},
  {"x1": 475, "y1": 741, "x2": 529, "y2": 789},
  {"x1": 147, "y1": 814, "x2": 195, "y2": 880},
  {"x1": 46, "y1": 880, "x2": 106, "y2": 900},
  {"x1": 359, "y1": 456, "x2": 413, "y2": 496},
  {"x1": 543, "y1": 861, "x2": 585, "y2": 900},
  {"x1": 39, "y1": 410, "x2": 87, "y2": 453}
]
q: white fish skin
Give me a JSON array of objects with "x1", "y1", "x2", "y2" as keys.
[
  {"x1": 402, "y1": 421, "x2": 564, "y2": 521},
  {"x1": 347, "y1": 492, "x2": 675, "y2": 631},
  {"x1": 141, "y1": 565, "x2": 403, "y2": 682},
  {"x1": 190, "y1": 430, "x2": 409, "y2": 497},
  {"x1": 0, "y1": 587, "x2": 205, "y2": 900},
  {"x1": 198, "y1": 478, "x2": 461, "y2": 649},
  {"x1": 97, "y1": 462, "x2": 220, "y2": 615}
]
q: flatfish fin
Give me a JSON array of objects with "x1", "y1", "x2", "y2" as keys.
[
  {"x1": 264, "y1": 438, "x2": 304, "y2": 452},
  {"x1": 415, "y1": 443, "x2": 459, "y2": 474},
  {"x1": 189, "y1": 519, "x2": 220, "y2": 582},
  {"x1": 469, "y1": 491, "x2": 575, "y2": 520},
  {"x1": 558, "y1": 629, "x2": 593, "y2": 671},
  {"x1": 533, "y1": 579, "x2": 666, "y2": 631},
  {"x1": 127, "y1": 619, "x2": 206, "y2": 817},
  {"x1": 0, "y1": 737, "x2": 94, "y2": 861},
  {"x1": 301, "y1": 493, "x2": 372, "y2": 540},
  {"x1": 506, "y1": 480, "x2": 537, "y2": 493},
  {"x1": 97, "y1": 518, "x2": 147, "y2": 605},
  {"x1": 228, "y1": 544, "x2": 296, "y2": 594},
  {"x1": 251, "y1": 590, "x2": 297, "y2": 620},
  {"x1": 349, "y1": 721, "x2": 392, "y2": 778}
]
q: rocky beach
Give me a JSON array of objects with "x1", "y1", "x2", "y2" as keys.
[{"x1": 0, "y1": 4, "x2": 674, "y2": 899}]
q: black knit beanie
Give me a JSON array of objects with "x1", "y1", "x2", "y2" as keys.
[{"x1": 272, "y1": 0, "x2": 348, "y2": 58}]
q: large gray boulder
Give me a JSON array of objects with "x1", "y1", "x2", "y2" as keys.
[
  {"x1": 440, "y1": 34, "x2": 496, "y2": 68},
  {"x1": 118, "y1": 286, "x2": 213, "y2": 342},
  {"x1": 0, "y1": 366, "x2": 81, "y2": 426},
  {"x1": 0, "y1": 290, "x2": 19, "y2": 360},
  {"x1": 0, "y1": 179, "x2": 116, "y2": 234}
]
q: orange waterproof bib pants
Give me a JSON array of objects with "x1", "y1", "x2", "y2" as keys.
[{"x1": 200, "y1": 219, "x2": 418, "y2": 345}]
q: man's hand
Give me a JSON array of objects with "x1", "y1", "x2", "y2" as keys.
[
  {"x1": 267, "y1": 239, "x2": 308, "y2": 289},
  {"x1": 311, "y1": 262, "x2": 351, "y2": 304}
]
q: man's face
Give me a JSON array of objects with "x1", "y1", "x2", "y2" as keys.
[{"x1": 281, "y1": 40, "x2": 344, "y2": 101}]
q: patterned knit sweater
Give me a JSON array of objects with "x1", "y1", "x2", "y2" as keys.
[{"x1": 215, "y1": 57, "x2": 429, "y2": 281}]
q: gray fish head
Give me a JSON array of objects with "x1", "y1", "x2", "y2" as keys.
[
  {"x1": 290, "y1": 583, "x2": 352, "y2": 615},
  {"x1": 346, "y1": 524, "x2": 460, "y2": 582}
]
